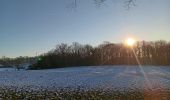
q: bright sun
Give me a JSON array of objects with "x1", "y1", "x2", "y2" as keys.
[{"x1": 126, "y1": 38, "x2": 135, "y2": 46}]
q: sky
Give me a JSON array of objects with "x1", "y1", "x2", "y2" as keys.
[{"x1": 0, "y1": 0, "x2": 169, "y2": 57}]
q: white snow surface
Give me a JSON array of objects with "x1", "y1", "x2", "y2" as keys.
[{"x1": 0, "y1": 66, "x2": 170, "y2": 91}]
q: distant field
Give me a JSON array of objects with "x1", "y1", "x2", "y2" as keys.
[{"x1": 0, "y1": 66, "x2": 170, "y2": 99}]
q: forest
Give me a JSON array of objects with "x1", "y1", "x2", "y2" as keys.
[{"x1": 29, "y1": 40, "x2": 170, "y2": 69}]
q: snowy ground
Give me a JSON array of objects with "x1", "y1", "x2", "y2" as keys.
[{"x1": 0, "y1": 65, "x2": 170, "y2": 92}]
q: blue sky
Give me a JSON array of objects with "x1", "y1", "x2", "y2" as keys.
[{"x1": 0, "y1": 0, "x2": 169, "y2": 57}]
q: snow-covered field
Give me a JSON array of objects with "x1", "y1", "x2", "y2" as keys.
[{"x1": 0, "y1": 65, "x2": 170, "y2": 92}]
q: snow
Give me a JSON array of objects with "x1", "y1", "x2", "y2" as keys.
[{"x1": 0, "y1": 66, "x2": 170, "y2": 92}]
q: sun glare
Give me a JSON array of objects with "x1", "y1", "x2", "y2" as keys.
[{"x1": 126, "y1": 38, "x2": 135, "y2": 46}]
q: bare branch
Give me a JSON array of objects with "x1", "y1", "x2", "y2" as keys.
[
  {"x1": 66, "y1": 0, "x2": 78, "y2": 11},
  {"x1": 72, "y1": 0, "x2": 136, "y2": 9},
  {"x1": 124, "y1": 0, "x2": 136, "y2": 9},
  {"x1": 94, "y1": 0, "x2": 107, "y2": 7},
  {"x1": 74, "y1": 0, "x2": 77, "y2": 7}
]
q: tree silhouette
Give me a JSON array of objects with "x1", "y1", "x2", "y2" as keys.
[
  {"x1": 1, "y1": 40, "x2": 169, "y2": 69},
  {"x1": 29, "y1": 40, "x2": 170, "y2": 69}
]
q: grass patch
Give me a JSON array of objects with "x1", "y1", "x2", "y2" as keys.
[{"x1": 0, "y1": 86, "x2": 169, "y2": 100}]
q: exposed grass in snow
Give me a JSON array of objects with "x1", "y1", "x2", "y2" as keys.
[{"x1": 0, "y1": 87, "x2": 169, "y2": 100}]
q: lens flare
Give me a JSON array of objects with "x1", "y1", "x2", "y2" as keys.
[{"x1": 126, "y1": 38, "x2": 135, "y2": 46}]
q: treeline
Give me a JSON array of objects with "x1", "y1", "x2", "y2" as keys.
[
  {"x1": 32, "y1": 40, "x2": 170, "y2": 69},
  {"x1": 0, "y1": 56, "x2": 36, "y2": 67}
]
